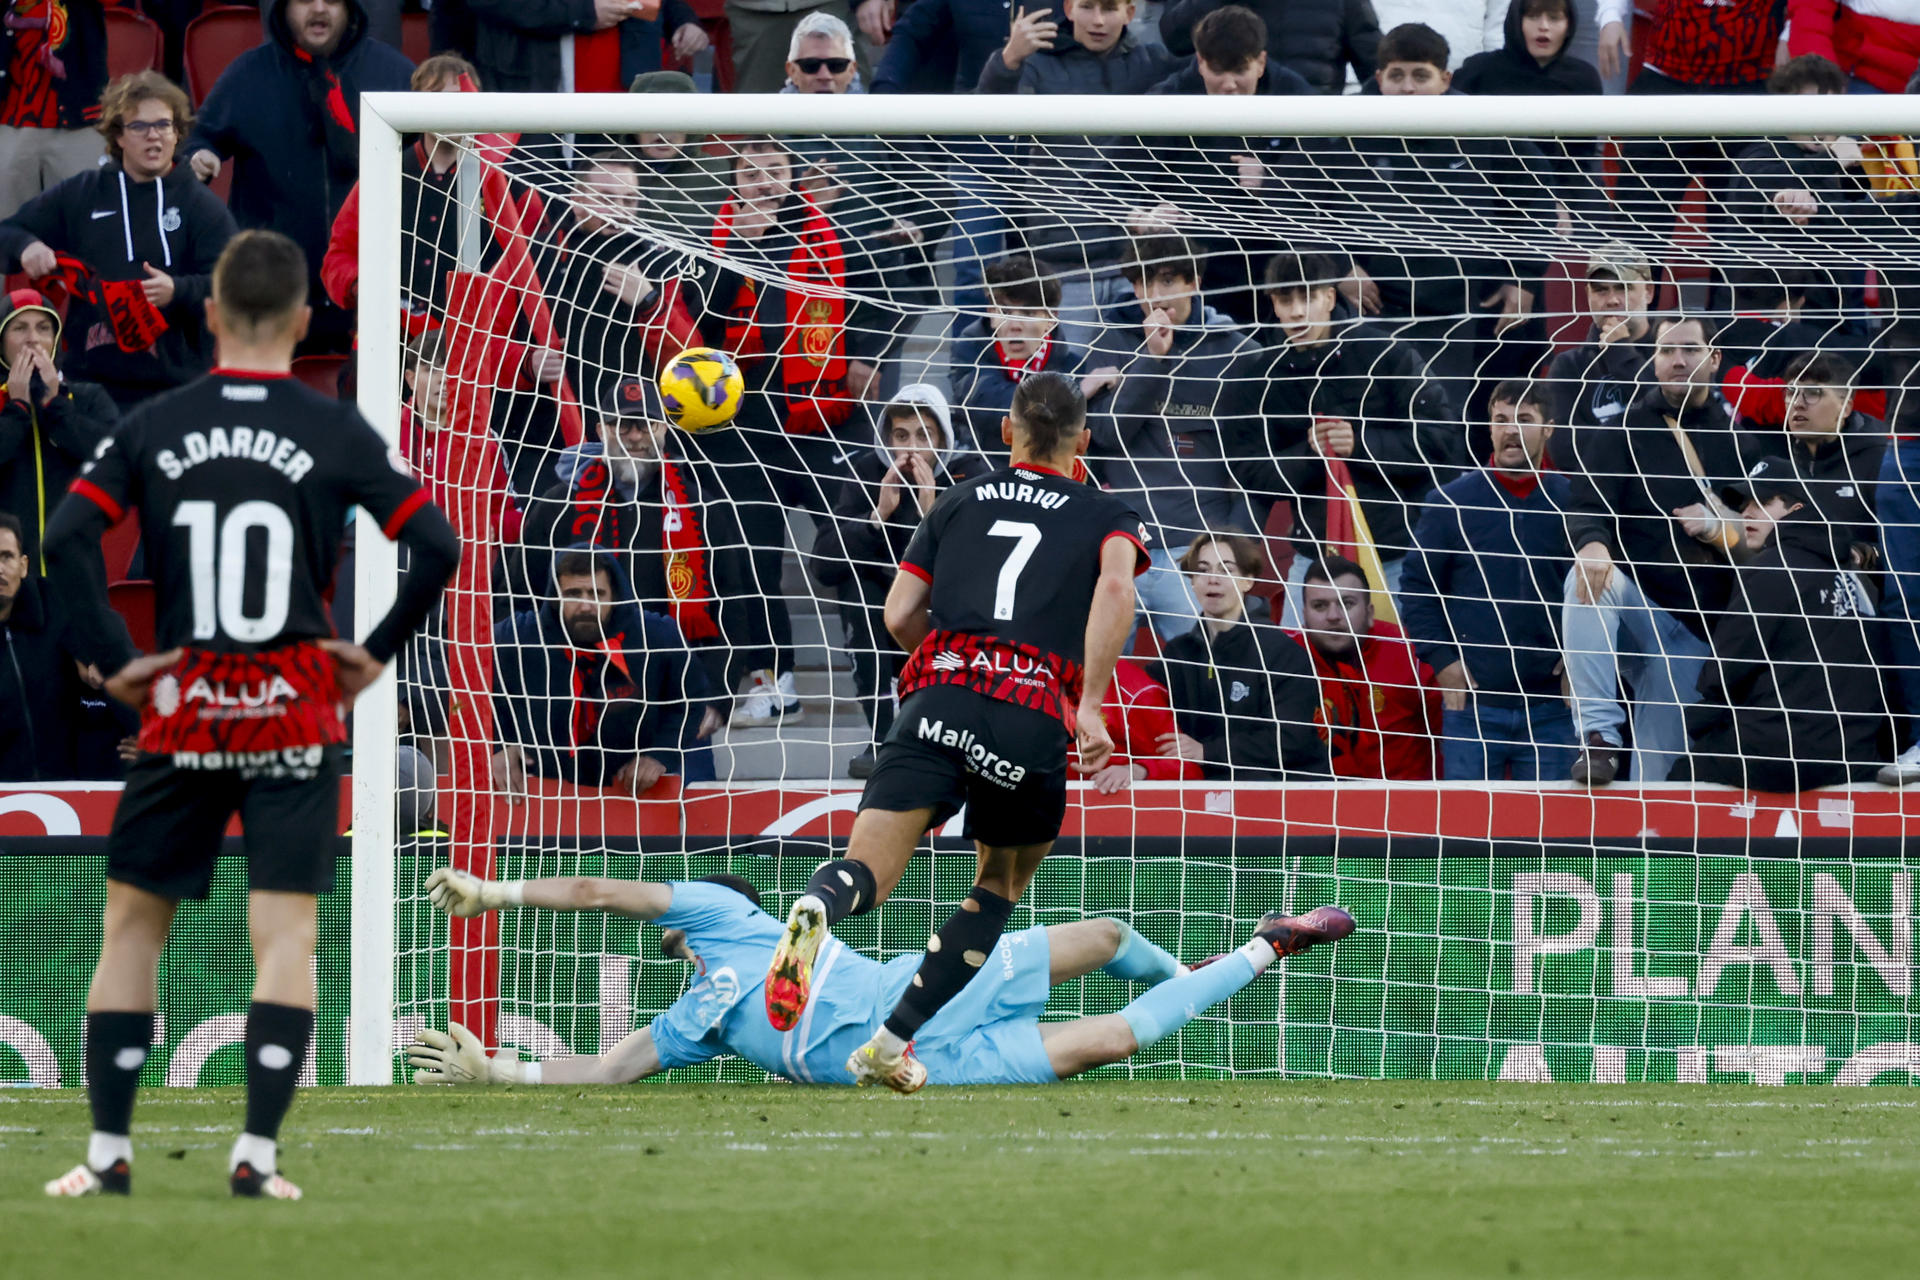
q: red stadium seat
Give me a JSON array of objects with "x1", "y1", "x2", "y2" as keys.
[
  {"x1": 402, "y1": 11, "x2": 430, "y2": 64},
  {"x1": 292, "y1": 353, "x2": 348, "y2": 397},
  {"x1": 103, "y1": 7, "x2": 163, "y2": 80},
  {"x1": 102, "y1": 512, "x2": 141, "y2": 582},
  {"x1": 108, "y1": 579, "x2": 156, "y2": 653},
  {"x1": 183, "y1": 7, "x2": 263, "y2": 107}
]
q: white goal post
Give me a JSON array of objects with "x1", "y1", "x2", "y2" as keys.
[{"x1": 346, "y1": 89, "x2": 1920, "y2": 1088}]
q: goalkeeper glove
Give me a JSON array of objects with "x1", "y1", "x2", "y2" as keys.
[
  {"x1": 407, "y1": 1022, "x2": 537, "y2": 1086},
  {"x1": 425, "y1": 866, "x2": 520, "y2": 917}
]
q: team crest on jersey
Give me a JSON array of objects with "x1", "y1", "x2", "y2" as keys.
[{"x1": 162, "y1": 206, "x2": 182, "y2": 233}]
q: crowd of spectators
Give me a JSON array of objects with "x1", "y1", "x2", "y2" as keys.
[{"x1": 3, "y1": 0, "x2": 1920, "y2": 800}]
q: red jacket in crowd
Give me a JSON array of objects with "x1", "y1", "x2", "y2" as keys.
[
  {"x1": 1289, "y1": 621, "x2": 1440, "y2": 781},
  {"x1": 1790, "y1": 0, "x2": 1920, "y2": 94},
  {"x1": 1085, "y1": 659, "x2": 1203, "y2": 782}
]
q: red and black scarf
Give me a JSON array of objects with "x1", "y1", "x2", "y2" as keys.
[
  {"x1": 37, "y1": 251, "x2": 167, "y2": 352},
  {"x1": 995, "y1": 337, "x2": 1052, "y2": 382},
  {"x1": 711, "y1": 192, "x2": 850, "y2": 435},
  {"x1": 564, "y1": 456, "x2": 719, "y2": 641},
  {"x1": 568, "y1": 637, "x2": 630, "y2": 750}
]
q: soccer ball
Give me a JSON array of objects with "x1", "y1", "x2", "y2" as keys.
[{"x1": 658, "y1": 347, "x2": 745, "y2": 434}]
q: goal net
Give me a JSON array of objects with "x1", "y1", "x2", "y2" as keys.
[{"x1": 345, "y1": 91, "x2": 1920, "y2": 1089}]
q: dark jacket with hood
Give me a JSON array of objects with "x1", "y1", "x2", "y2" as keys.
[
  {"x1": 0, "y1": 296, "x2": 119, "y2": 572},
  {"x1": 812, "y1": 384, "x2": 983, "y2": 597},
  {"x1": 1159, "y1": 0, "x2": 1380, "y2": 96},
  {"x1": 1544, "y1": 322, "x2": 1653, "y2": 479},
  {"x1": 0, "y1": 571, "x2": 132, "y2": 782},
  {"x1": 1453, "y1": 0, "x2": 1603, "y2": 183},
  {"x1": 185, "y1": 0, "x2": 414, "y2": 314},
  {"x1": 0, "y1": 0, "x2": 108, "y2": 131},
  {"x1": 1689, "y1": 512, "x2": 1890, "y2": 789},
  {"x1": 0, "y1": 163, "x2": 234, "y2": 399},
  {"x1": 491, "y1": 547, "x2": 724, "y2": 786},
  {"x1": 1563, "y1": 383, "x2": 1746, "y2": 639},
  {"x1": 1400, "y1": 464, "x2": 1573, "y2": 705},
  {"x1": 947, "y1": 318, "x2": 1088, "y2": 459},
  {"x1": 1148, "y1": 619, "x2": 1331, "y2": 781},
  {"x1": 1087, "y1": 292, "x2": 1261, "y2": 549},
  {"x1": 1751, "y1": 418, "x2": 1887, "y2": 554},
  {"x1": 1225, "y1": 319, "x2": 1464, "y2": 562}
]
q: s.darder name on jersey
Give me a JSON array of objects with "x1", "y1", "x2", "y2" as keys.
[
  {"x1": 973, "y1": 477, "x2": 1070, "y2": 509},
  {"x1": 156, "y1": 426, "x2": 315, "y2": 483}
]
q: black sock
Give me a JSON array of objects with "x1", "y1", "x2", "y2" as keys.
[
  {"x1": 242, "y1": 1002, "x2": 314, "y2": 1142},
  {"x1": 883, "y1": 887, "x2": 1016, "y2": 1040},
  {"x1": 86, "y1": 1011, "x2": 155, "y2": 1138},
  {"x1": 805, "y1": 858, "x2": 877, "y2": 925}
]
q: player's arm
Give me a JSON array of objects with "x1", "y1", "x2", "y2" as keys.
[
  {"x1": 407, "y1": 1022, "x2": 664, "y2": 1086},
  {"x1": 425, "y1": 866, "x2": 672, "y2": 921},
  {"x1": 361, "y1": 499, "x2": 459, "y2": 667},
  {"x1": 883, "y1": 563, "x2": 934, "y2": 653},
  {"x1": 42, "y1": 446, "x2": 139, "y2": 679},
  {"x1": 1074, "y1": 538, "x2": 1140, "y2": 775}
]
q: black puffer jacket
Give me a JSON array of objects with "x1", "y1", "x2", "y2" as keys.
[
  {"x1": 1689, "y1": 514, "x2": 1890, "y2": 791},
  {"x1": 1160, "y1": 0, "x2": 1380, "y2": 96},
  {"x1": 1225, "y1": 321, "x2": 1464, "y2": 562}
]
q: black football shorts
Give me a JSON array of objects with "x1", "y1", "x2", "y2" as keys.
[
  {"x1": 858, "y1": 685, "x2": 1071, "y2": 848},
  {"x1": 105, "y1": 747, "x2": 344, "y2": 901}
]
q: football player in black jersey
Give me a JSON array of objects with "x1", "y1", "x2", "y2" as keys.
[
  {"x1": 765, "y1": 371, "x2": 1148, "y2": 1091},
  {"x1": 39, "y1": 231, "x2": 460, "y2": 1200}
]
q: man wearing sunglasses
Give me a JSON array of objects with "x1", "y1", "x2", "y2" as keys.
[{"x1": 730, "y1": 0, "x2": 865, "y2": 95}]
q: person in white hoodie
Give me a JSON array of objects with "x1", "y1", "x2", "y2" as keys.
[{"x1": 809, "y1": 384, "x2": 983, "y2": 777}]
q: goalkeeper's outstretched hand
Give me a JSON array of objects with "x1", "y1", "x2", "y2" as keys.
[
  {"x1": 426, "y1": 866, "x2": 507, "y2": 917},
  {"x1": 408, "y1": 1023, "x2": 494, "y2": 1085}
]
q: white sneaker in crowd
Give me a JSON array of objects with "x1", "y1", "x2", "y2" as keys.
[
  {"x1": 732, "y1": 669, "x2": 802, "y2": 728},
  {"x1": 1879, "y1": 743, "x2": 1920, "y2": 787}
]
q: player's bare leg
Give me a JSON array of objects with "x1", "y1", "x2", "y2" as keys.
[
  {"x1": 47, "y1": 881, "x2": 176, "y2": 1197},
  {"x1": 848, "y1": 840, "x2": 1051, "y2": 1093},
  {"x1": 766, "y1": 806, "x2": 930, "y2": 1031},
  {"x1": 1038, "y1": 906, "x2": 1356, "y2": 1079},
  {"x1": 227, "y1": 890, "x2": 315, "y2": 1201}
]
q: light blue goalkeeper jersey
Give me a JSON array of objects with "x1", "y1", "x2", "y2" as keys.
[{"x1": 645, "y1": 881, "x2": 916, "y2": 1085}]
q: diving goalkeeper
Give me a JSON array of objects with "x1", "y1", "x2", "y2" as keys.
[{"x1": 407, "y1": 868, "x2": 1353, "y2": 1086}]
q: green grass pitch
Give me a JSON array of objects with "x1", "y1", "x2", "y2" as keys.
[{"x1": 5, "y1": 1081, "x2": 1915, "y2": 1279}]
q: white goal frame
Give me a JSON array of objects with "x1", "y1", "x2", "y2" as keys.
[{"x1": 347, "y1": 89, "x2": 1920, "y2": 1086}]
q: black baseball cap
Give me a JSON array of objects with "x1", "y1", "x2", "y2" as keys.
[
  {"x1": 1722, "y1": 456, "x2": 1812, "y2": 512},
  {"x1": 599, "y1": 377, "x2": 667, "y2": 423}
]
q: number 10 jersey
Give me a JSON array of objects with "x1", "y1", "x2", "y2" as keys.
[
  {"x1": 69, "y1": 370, "x2": 432, "y2": 754},
  {"x1": 896, "y1": 462, "x2": 1149, "y2": 727}
]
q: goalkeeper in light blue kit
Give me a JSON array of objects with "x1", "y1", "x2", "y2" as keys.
[{"x1": 406, "y1": 868, "x2": 1352, "y2": 1087}]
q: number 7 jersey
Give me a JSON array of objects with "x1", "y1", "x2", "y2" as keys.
[{"x1": 896, "y1": 462, "x2": 1149, "y2": 726}]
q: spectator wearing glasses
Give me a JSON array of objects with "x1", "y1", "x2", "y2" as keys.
[
  {"x1": 0, "y1": 71, "x2": 233, "y2": 409},
  {"x1": 729, "y1": 0, "x2": 861, "y2": 95},
  {"x1": 184, "y1": 0, "x2": 414, "y2": 352}
]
